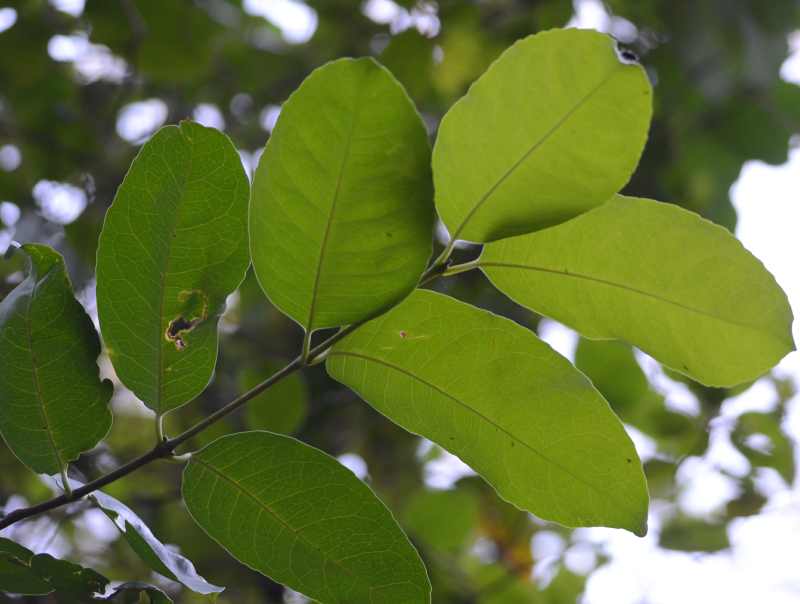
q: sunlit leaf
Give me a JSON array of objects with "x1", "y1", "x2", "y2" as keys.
[
  {"x1": 182, "y1": 431, "x2": 431, "y2": 603},
  {"x1": 250, "y1": 58, "x2": 434, "y2": 331},
  {"x1": 0, "y1": 244, "x2": 112, "y2": 475},
  {"x1": 433, "y1": 28, "x2": 651, "y2": 242},
  {"x1": 481, "y1": 196, "x2": 795, "y2": 386},
  {"x1": 96, "y1": 121, "x2": 250, "y2": 415},
  {"x1": 327, "y1": 290, "x2": 648, "y2": 534}
]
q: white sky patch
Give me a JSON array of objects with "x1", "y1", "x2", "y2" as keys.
[
  {"x1": 362, "y1": 0, "x2": 441, "y2": 37},
  {"x1": 49, "y1": 0, "x2": 85, "y2": 17},
  {"x1": 259, "y1": 104, "x2": 282, "y2": 133},
  {"x1": 780, "y1": 31, "x2": 800, "y2": 84},
  {"x1": 567, "y1": 0, "x2": 637, "y2": 43},
  {"x1": 192, "y1": 103, "x2": 226, "y2": 130},
  {"x1": 238, "y1": 149, "x2": 263, "y2": 181},
  {"x1": 0, "y1": 144, "x2": 21, "y2": 171},
  {"x1": 423, "y1": 448, "x2": 475, "y2": 490},
  {"x1": 337, "y1": 453, "x2": 369, "y2": 480},
  {"x1": 0, "y1": 201, "x2": 20, "y2": 227},
  {"x1": 116, "y1": 99, "x2": 168, "y2": 144},
  {"x1": 243, "y1": 0, "x2": 318, "y2": 45},
  {"x1": 48, "y1": 33, "x2": 127, "y2": 83},
  {"x1": 537, "y1": 318, "x2": 578, "y2": 361},
  {"x1": 32, "y1": 180, "x2": 87, "y2": 224},
  {"x1": 0, "y1": 7, "x2": 16, "y2": 33}
]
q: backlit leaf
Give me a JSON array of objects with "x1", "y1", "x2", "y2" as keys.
[
  {"x1": 96, "y1": 121, "x2": 250, "y2": 415},
  {"x1": 250, "y1": 58, "x2": 434, "y2": 331},
  {"x1": 327, "y1": 290, "x2": 648, "y2": 534},
  {"x1": 433, "y1": 28, "x2": 651, "y2": 242},
  {"x1": 481, "y1": 196, "x2": 794, "y2": 386}
]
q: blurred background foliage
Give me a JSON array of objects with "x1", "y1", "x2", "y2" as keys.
[{"x1": 1, "y1": 0, "x2": 798, "y2": 602}]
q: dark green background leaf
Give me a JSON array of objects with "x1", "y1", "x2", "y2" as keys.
[
  {"x1": 182, "y1": 431, "x2": 431, "y2": 603},
  {"x1": 0, "y1": 244, "x2": 112, "y2": 475}
]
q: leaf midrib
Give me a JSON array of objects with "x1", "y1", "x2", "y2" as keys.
[
  {"x1": 191, "y1": 456, "x2": 385, "y2": 600},
  {"x1": 328, "y1": 350, "x2": 641, "y2": 518},
  {"x1": 480, "y1": 260, "x2": 787, "y2": 342},
  {"x1": 449, "y1": 65, "x2": 623, "y2": 241},
  {"x1": 155, "y1": 129, "x2": 193, "y2": 415},
  {"x1": 23, "y1": 267, "x2": 63, "y2": 474},
  {"x1": 306, "y1": 86, "x2": 366, "y2": 331}
]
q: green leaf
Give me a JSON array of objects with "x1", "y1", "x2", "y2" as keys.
[
  {"x1": 242, "y1": 362, "x2": 309, "y2": 434},
  {"x1": 96, "y1": 121, "x2": 250, "y2": 415},
  {"x1": 0, "y1": 244, "x2": 112, "y2": 475},
  {"x1": 574, "y1": 338, "x2": 655, "y2": 424},
  {"x1": 481, "y1": 196, "x2": 795, "y2": 386},
  {"x1": 29, "y1": 553, "x2": 109, "y2": 600},
  {"x1": 731, "y1": 411, "x2": 795, "y2": 484},
  {"x1": 182, "y1": 431, "x2": 431, "y2": 603},
  {"x1": 327, "y1": 290, "x2": 648, "y2": 535},
  {"x1": 0, "y1": 538, "x2": 51, "y2": 596},
  {"x1": 250, "y1": 58, "x2": 434, "y2": 331},
  {"x1": 41, "y1": 474, "x2": 221, "y2": 595},
  {"x1": 660, "y1": 517, "x2": 729, "y2": 552},
  {"x1": 402, "y1": 488, "x2": 479, "y2": 552},
  {"x1": 0, "y1": 539, "x2": 109, "y2": 600},
  {"x1": 87, "y1": 484, "x2": 223, "y2": 595},
  {"x1": 574, "y1": 338, "x2": 702, "y2": 457},
  {"x1": 432, "y1": 29, "x2": 651, "y2": 243}
]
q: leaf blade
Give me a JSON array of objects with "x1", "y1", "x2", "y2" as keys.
[
  {"x1": 0, "y1": 244, "x2": 112, "y2": 475},
  {"x1": 250, "y1": 58, "x2": 434, "y2": 331},
  {"x1": 96, "y1": 121, "x2": 250, "y2": 414},
  {"x1": 182, "y1": 431, "x2": 431, "y2": 603},
  {"x1": 433, "y1": 28, "x2": 652, "y2": 242},
  {"x1": 327, "y1": 290, "x2": 648, "y2": 535},
  {"x1": 481, "y1": 196, "x2": 795, "y2": 386}
]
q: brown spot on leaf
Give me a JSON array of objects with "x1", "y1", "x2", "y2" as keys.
[{"x1": 165, "y1": 289, "x2": 208, "y2": 351}]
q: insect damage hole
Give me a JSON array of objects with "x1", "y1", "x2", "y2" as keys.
[
  {"x1": 165, "y1": 289, "x2": 209, "y2": 351},
  {"x1": 615, "y1": 42, "x2": 639, "y2": 65}
]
